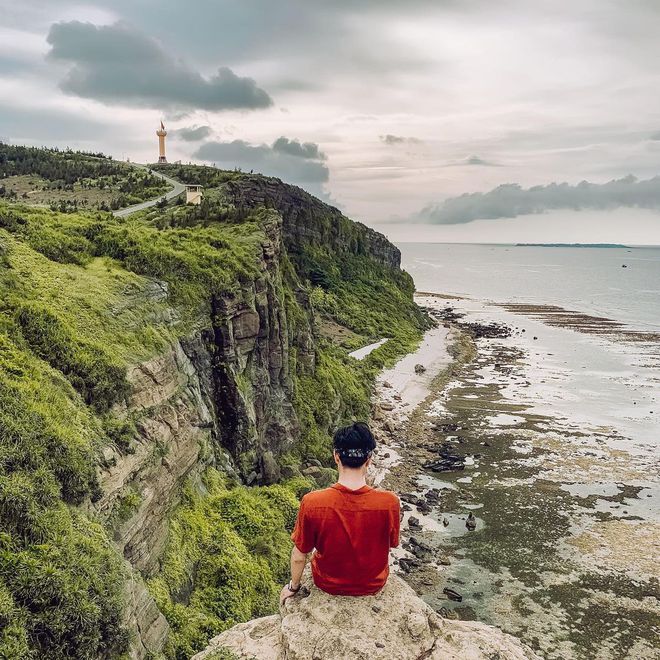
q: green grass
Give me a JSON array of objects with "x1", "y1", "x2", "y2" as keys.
[
  {"x1": 0, "y1": 331, "x2": 128, "y2": 657},
  {"x1": 0, "y1": 159, "x2": 430, "y2": 658},
  {"x1": 0, "y1": 143, "x2": 170, "y2": 210},
  {"x1": 0, "y1": 200, "x2": 271, "y2": 658},
  {"x1": 148, "y1": 469, "x2": 306, "y2": 659}
]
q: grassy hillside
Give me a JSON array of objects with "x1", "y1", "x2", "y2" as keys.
[
  {"x1": 0, "y1": 159, "x2": 429, "y2": 658},
  {"x1": 0, "y1": 143, "x2": 169, "y2": 212}
]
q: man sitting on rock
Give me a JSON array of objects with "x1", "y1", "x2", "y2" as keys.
[{"x1": 280, "y1": 422, "x2": 400, "y2": 604}]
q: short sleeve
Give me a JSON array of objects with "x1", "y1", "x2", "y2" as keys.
[
  {"x1": 389, "y1": 496, "x2": 401, "y2": 548},
  {"x1": 291, "y1": 497, "x2": 316, "y2": 553}
]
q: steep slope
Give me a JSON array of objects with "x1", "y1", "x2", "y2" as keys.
[{"x1": 0, "y1": 158, "x2": 429, "y2": 659}]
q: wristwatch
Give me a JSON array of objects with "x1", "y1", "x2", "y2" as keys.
[{"x1": 288, "y1": 581, "x2": 301, "y2": 593}]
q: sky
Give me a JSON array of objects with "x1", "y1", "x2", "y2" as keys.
[{"x1": 1, "y1": 0, "x2": 660, "y2": 243}]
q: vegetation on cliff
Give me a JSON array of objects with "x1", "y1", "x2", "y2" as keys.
[
  {"x1": 0, "y1": 153, "x2": 428, "y2": 658},
  {"x1": 148, "y1": 470, "x2": 310, "y2": 659},
  {"x1": 0, "y1": 143, "x2": 169, "y2": 211}
]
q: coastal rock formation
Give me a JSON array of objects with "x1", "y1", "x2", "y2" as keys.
[
  {"x1": 193, "y1": 573, "x2": 540, "y2": 660},
  {"x1": 221, "y1": 174, "x2": 402, "y2": 270},
  {"x1": 88, "y1": 200, "x2": 405, "y2": 656},
  {"x1": 94, "y1": 212, "x2": 317, "y2": 655}
]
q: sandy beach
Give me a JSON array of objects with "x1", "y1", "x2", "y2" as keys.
[{"x1": 369, "y1": 293, "x2": 660, "y2": 660}]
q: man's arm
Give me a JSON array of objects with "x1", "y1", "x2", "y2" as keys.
[
  {"x1": 390, "y1": 495, "x2": 401, "y2": 548},
  {"x1": 280, "y1": 546, "x2": 308, "y2": 605},
  {"x1": 282, "y1": 497, "x2": 314, "y2": 605}
]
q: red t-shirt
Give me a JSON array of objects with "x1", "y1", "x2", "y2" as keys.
[{"x1": 291, "y1": 483, "x2": 400, "y2": 596}]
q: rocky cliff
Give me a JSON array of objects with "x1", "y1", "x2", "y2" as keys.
[
  {"x1": 98, "y1": 181, "x2": 423, "y2": 658},
  {"x1": 193, "y1": 572, "x2": 541, "y2": 660},
  {"x1": 0, "y1": 159, "x2": 428, "y2": 659},
  {"x1": 221, "y1": 175, "x2": 402, "y2": 271}
]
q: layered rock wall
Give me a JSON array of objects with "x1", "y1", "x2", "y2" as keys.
[
  {"x1": 95, "y1": 194, "x2": 410, "y2": 657},
  {"x1": 222, "y1": 175, "x2": 401, "y2": 270},
  {"x1": 96, "y1": 211, "x2": 318, "y2": 656}
]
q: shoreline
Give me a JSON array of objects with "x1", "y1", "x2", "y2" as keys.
[{"x1": 369, "y1": 292, "x2": 660, "y2": 660}]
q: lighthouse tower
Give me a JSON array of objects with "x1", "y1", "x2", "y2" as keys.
[{"x1": 156, "y1": 121, "x2": 167, "y2": 163}]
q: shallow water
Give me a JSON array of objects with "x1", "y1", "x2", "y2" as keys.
[
  {"x1": 393, "y1": 241, "x2": 660, "y2": 659},
  {"x1": 403, "y1": 299, "x2": 660, "y2": 656}
]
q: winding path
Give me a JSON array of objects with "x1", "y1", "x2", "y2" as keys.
[{"x1": 112, "y1": 166, "x2": 185, "y2": 218}]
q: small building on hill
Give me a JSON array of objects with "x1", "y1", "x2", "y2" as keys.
[{"x1": 185, "y1": 184, "x2": 203, "y2": 205}]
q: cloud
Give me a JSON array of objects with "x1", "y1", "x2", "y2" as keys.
[
  {"x1": 416, "y1": 175, "x2": 660, "y2": 224},
  {"x1": 380, "y1": 134, "x2": 422, "y2": 145},
  {"x1": 272, "y1": 136, "x2": 326, "y2": 160},
  {"x1": 174, "y1": 125, "x2": 212, "y2": 142},
  {"x1": 0, "y1": 103, "x2": 113, "y2": 145},
  {"x1": 46, "y1": 21, "x2": 273, "y2": 111},
  {"x1": 193, "y1": 137, "x2": 329, "y2": 196},
  {"x1": 440, "y1": 155, "x2": 502, "y2": 167},
  {"x1": 650, "y1": 131, "x2": 660, "y2": 141}
]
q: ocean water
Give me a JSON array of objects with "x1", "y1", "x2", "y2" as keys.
[
  {"x1": 400, "y1": 243, "x2": 660, "y2": 330},
  {"x1": 395, "y1": 243, "x2": 660, "y2": 658},
  {"x1": 399, "y1": 243, "x2": 660, "y2": 446}
]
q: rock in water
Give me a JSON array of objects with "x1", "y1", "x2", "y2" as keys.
[
  {"x1": 408, "y1": 516, "x2": 422, "y2": 529},
  {"x1": 466, "y1": 512, "x2": 477, "y2": 531},
  {"x1": 443, "y1": 587, "x2": 463, "y2": 602},
  {"x1": 414, "y1": 363, "x2": 427, "y2": 374},
  {"x1": 192, "y1": 573, "x2": 541, "y2": 660}
]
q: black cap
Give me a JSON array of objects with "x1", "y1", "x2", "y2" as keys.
[{"x1": 333, "y1": 422, "x2": 376, "y2": 467}]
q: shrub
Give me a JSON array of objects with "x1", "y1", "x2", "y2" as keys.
[
  {"x1": 15, "y1": 303, "x2": 130, "y2": 412},
  {"x1": 148, "y1": 471, "x2": 301, "y2": 658}
]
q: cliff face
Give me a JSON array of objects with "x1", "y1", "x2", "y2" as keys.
[
  {"x1": 0, "y1": 163, "x2": 426, "y2": 659},
  {"x1": 95, "y1": 212, "x2": 320, "y2": 656},
  {"x1": 90, "y1": 192, "x2": 413, "y2": 656},
  {"x1": 221, "y1": 175, "x2": 402, "y2": 270},
  {"x1": 207, "y1": 212, "x2": 316, "y2": 473}
]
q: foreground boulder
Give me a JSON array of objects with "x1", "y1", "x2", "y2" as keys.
[{"x1": 193, "y1": 573, "x2": 540, "y2": 660}]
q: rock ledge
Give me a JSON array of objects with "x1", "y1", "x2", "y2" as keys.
[{"x1": 192, "y1": 573, "x2": 540, "y2": 660}]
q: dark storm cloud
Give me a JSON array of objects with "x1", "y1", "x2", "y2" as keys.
[
  {"x1": 46, "y1": 21, "x2": 273, "y2": 111},
  {"x1": 174, "y1": 125, "x2": 212, "y2": 142},
  {"x1": 272, "y1": 137, "x2": 326, "y2": 160},
  {"x1": 193, "y1": 138, "x2": 329, "y2": 195},
  {"x1": 380, "y1": 134, "x2": 422, "y2": 145},
  {"x1": 417, "y1": 175, "x2": 660, "y2": 224}
]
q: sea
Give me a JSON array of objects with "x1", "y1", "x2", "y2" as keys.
[{"x1": 396, "y1": 243, "x2": 660, "y2": 659}]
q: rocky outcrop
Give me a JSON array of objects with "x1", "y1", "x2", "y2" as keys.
[
  {"x1": 122, "y1": 571, "x2": 169, "y2": 660},
  {"x1": 97, "y1": 339, "x2": 216, "y2": 575},
  {"x1": 221, "y1": 175, "x2": 402, "y2": 270},
  {"x1": 193, "y1": 573, "x2": 540, "y2": 660},
  {"x1": 208, "y1": 211, "x2": 315, "y2": 475},
  {"x1": 96, "y1": 211, "x2": 318, "y2": 657},
  {"x1": 95, "y1": 339, "x2": 218, "y2": 657}
]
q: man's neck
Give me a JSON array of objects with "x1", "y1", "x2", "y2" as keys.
[{"x1": 337, "y1": 470, "x2": 367, "y2": 491}]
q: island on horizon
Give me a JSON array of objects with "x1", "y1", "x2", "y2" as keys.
[{"x1": 516, "y1": 242, "x2": 630, "y2": 248}]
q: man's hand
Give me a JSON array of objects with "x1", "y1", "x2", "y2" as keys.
[{"x1": 279, "y1": 583, "x2": 299, "y2": 606}]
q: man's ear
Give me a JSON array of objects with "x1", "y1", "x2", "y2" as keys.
[{"x1": 333, "y1": 450, "x2": 340, "y2": 467}]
